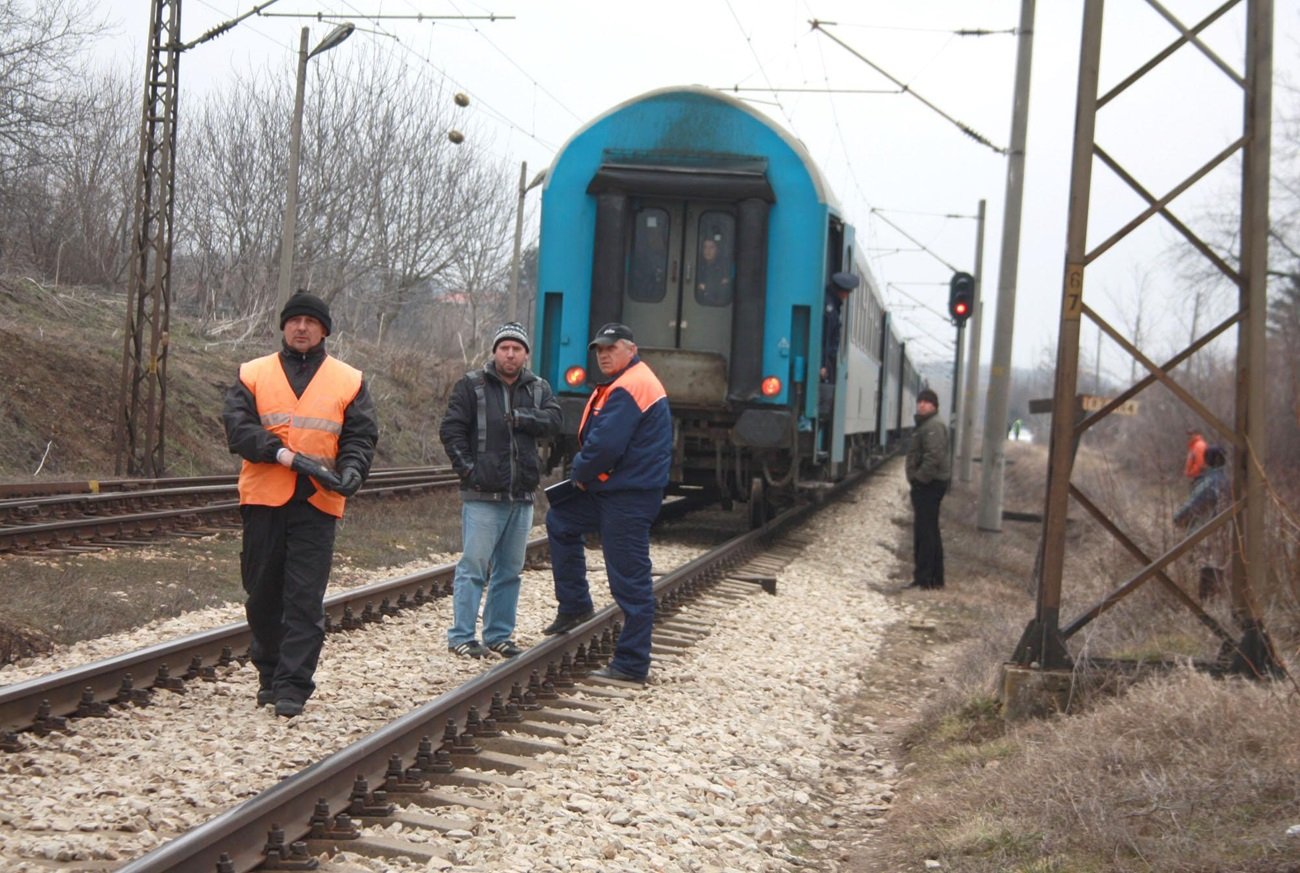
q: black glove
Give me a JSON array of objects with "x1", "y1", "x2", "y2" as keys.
[
  {"x1": 291, "y1": 453, "x2": 343, "y2": 492},
  {"x1": 335, "y1": 466, "x2": 363, "y2": 498}
]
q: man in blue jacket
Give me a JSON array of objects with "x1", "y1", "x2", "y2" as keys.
[{"x1": 543, "y1": 323, "x2": 672, "y2": 683}]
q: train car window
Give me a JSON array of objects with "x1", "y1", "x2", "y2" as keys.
[
  {"x1": 628, "y1": 208, "x2": 670, "y2": 303},
  {"x1": 694, "y1": 211, "x2": 736, "y2": 307}
]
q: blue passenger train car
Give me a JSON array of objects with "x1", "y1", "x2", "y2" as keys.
[{"x1": 534, "y1": 86, "x2": 921, "y2": 513}]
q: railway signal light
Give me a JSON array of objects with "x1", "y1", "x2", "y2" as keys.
[{"x1": 948, "y1": 272, "x2": 975, "y2": 325}]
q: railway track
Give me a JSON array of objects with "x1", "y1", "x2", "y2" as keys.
[
  {"x1": 0, "y1": 468, "x2": 869, "y2": 871},
  {"x1": 0, "y1": 467, "x2": 458, "y2": 555},
  {"x1": 0, "y1": 536, "x2": 551, "y2": 741},
  {"x1": 115, "y1": 499, "x2": 827, "y2": 872}
]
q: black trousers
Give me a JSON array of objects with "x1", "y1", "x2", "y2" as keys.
[
  {"x1": 910, "y1": 479, "x2": 948, "y2": 588},
  {"x1": 240, "y1": 501, "x2": 337, "y2": 703}
]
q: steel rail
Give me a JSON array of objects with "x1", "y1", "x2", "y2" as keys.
[
  {"x1": 0, "y1": 475, "x2": 460, "y2": 554},
  {"x1": 0, "y1": 537, "x2": 549, "y2": 735},
  {"x1": 118, "y1": 471, "x2": 867, "y2": 872},
  {"x1": 0, "y1": 466, "x2": 452, "y2": 512}
]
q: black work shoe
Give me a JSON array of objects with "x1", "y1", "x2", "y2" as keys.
[
  {"x1": 542, "y1": 609, "x2": 595, "y2": 635},
  {"x1": 590, "y1": 664, "x2": 646, "y2": 684},
  {"x1": 274, "y1": 699, "x2": 304, "y2": 718},
  {"x1": 449, "y1": 641, "x2": 490, "y2": 659},
  {"x1": 486, "y1": 640, "x2": 524, "y2": 658},
  {"x1": 256, "y1": 688, "x2": 276, "y2": 706}
]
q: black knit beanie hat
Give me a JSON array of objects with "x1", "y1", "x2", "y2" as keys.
[
  {"x1": 279, "y1": 292, "x2": 332, "y2": 336},
  {"x1": 492, "y1": 321, "x2": 530, "y2": 353}
]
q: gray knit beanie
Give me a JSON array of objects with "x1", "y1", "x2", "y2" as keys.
[{"x1": 492, "y1": 322, "x2": 530, "y2": 353}]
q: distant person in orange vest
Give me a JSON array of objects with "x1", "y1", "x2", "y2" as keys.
[
  {"x1": 221, "y1": 292, "x2": 378, "y2": 718},
  {"x1": 1184, "y1": 429, "x2": 1208, "y2": 482}
]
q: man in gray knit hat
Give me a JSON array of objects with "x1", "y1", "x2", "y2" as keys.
[{"x1": 439, "y1": 322, "x2": 561, "y2": 658}]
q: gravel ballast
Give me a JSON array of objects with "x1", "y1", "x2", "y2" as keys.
[{"x1": 0, "y1": 463, "x2": 918, "y2": 871}]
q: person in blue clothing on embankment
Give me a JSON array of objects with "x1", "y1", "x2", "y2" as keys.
[{"x1": 542, "y1": 322, "x2": 672, "y2": 684}]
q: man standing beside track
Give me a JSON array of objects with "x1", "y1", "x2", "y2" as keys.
[
  {"x1": 222, "y1": 291, "x2": 378, "y2": 718},
  {"x1": 905, "y1": 387, "x2": 950, "y2": 590},
  {"x1": 543, "y1": 323, "x2": 672, "y2": 684},
  {"x1": 439, "y1": 322, "x2": 561, "y2": 660}
]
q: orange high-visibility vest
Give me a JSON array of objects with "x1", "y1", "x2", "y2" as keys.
[{"x1": 237, "y1": 353, "x2": 363, "y2": 517}]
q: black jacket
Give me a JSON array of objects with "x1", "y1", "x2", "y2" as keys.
[{"x1": 439, "y1": 362, "x2": 562, "y2": 501}]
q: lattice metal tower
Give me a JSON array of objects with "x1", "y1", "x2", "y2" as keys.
[
  {"x1": 1014, "y1": 0, "x2": 1281, "y2": 677},
  {"x1": 113, "y1": 0, "x2": 180, "y2": 477}
]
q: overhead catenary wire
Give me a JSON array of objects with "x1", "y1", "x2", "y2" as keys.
[{"x1": 809, "y1": 18, "x2": 1008, "y2": 156}]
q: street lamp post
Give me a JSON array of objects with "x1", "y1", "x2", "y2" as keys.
[
  {"x1": 277, "y1": 23, "x2": 354, "y2": 304},
  {"x1": 508, "y1": 161, "x2": 547, "y2": 329}
]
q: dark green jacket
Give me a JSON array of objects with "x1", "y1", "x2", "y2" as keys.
[{"x1": 906, "y1": 410, "x2": 950, "y2": 484}]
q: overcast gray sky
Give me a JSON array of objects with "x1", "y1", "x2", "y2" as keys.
[{"x1": 96, "y1": 0, "x2": 1300, "y2": 372}]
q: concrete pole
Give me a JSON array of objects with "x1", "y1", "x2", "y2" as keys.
[
  {"x1": 977, "y1": 0, "x2": 1036, "y2": 531},
  {"x1": 950, "y1": 321, "x2": 965, "y2": 470},
  {"x1": 958, "y1": 199, "x2": 987, "y2": 482},
  {"x1": 276, "y1": 28, "x2": 309, "y2": 304},
  {"x1": 1232, "y1": 0, "x2": 1272, "y2": 629}
]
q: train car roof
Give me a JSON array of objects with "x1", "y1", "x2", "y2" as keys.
[{"x1": 545, "y1": 85, "x2": 842, "y2": 213}]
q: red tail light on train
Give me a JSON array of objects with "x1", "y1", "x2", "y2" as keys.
[
  {"x1": 760, "y1": 376, "x2": 782, "y2": 397},
  {"x1": 565, "y1": 366, "x2": 587, "y2": 387}
]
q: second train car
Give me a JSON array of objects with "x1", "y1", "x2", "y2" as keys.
[{"x1": 533, "y1": 86, "x2": 924, "y2": 516}]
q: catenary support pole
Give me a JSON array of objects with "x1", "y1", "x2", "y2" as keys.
[
  {"x1": 977, "y1": 0, "x2": 1036, "y2": 531},
  {"x1": 958, "y1": 199, "x2": 987, "y2": 482}
]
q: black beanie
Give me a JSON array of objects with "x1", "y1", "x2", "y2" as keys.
[
  {"x1": 917, "y1": 388, "x2": 939, "y2": 407},
  {"x1": 279, "y1": 292, "x2": 332, "y2": 336}
]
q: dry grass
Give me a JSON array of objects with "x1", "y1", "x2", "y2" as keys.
[
  {"x1": 863, "y1": 440, "x2": 1300, "y2": 873},
  {"x1": 899, "y1": 671, "x2": 1300, "y2": 873},
  {"x1": 0, "y1": 491, "x2": 465, "y2": 650}
]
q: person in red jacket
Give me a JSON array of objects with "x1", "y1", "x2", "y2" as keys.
[
  {"x1": 1185, "y1": 429, "x2": 1208, "y2": 482},
  {"x1": 222, "y1": 292, "x2": 378, "y2": 718}
]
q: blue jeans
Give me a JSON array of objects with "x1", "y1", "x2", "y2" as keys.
[
  {"x1": 546, "y1": 489, "x2": 661, "y2": 679},
  {"x1": 448, "y1": 499, "x2": 534, "y2": 646}
]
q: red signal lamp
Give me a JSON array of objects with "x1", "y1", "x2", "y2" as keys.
[{"x1": 564, "y1": 366, "x2": 586, "y2": 387}]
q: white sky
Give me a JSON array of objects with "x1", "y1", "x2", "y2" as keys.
[{"x1": 94, "y1": 0, "x2": 1300, "y2": 372}]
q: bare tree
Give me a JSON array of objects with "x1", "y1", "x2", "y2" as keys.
[
  {"x1": 0, "y1": 0, "x2": 103, "y2": 174},
  {"x1": 45, "y1": 70, "x2": 134, "y2": 285},
  {"x1": 0, "y1": 0, "x2": 109, "y2": 272},
  {"x1": 170, "y1": 46, "x2": 519, "y2": 350},
  {"x1": 177, "y1": 70, "x2": 288, "y2": 323}
]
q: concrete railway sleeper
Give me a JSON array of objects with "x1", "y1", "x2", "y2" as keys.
[{"x1": 113, "y1": 493, "x2": 840, "y2": 873}]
